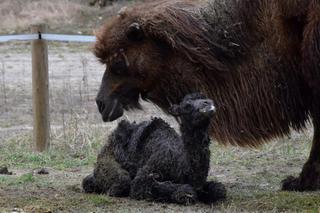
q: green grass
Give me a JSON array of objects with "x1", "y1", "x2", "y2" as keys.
[
  {"x1": 0, "y1": 139, "x2": 96, "y2": 170},
  {"x1": 0, "y1": 121, "x2": 105, "y2": 170},
  {"x1": 220, "y1": 189, "x2": 320, "y2": 212},
  {"x1": 87, "y1": 194, "x2": 113, "y2": 206},
  {"x1": 0, "y1": 173, "x2": 35, "y2": 186}
]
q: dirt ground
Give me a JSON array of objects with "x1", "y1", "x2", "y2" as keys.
[{"x1": 1, "y1": 1, "x2": 320, "y2": 212}]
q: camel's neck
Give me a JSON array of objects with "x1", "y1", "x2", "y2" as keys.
[{"x1": 180, "y1": 120, "x2": 211, "y2": 188}]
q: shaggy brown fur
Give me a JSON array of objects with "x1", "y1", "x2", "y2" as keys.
[{"x1": 94, "y1": 0, "x2": 320, "y2": 191}]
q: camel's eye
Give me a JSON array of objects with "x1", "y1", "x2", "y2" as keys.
[{"x1": 109, "y1": 59, "x2": 128, "y2": 76}]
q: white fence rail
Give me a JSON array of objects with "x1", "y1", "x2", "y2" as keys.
[{"x1": 0, "y1": 34, "x2": 96, "y2": 43}]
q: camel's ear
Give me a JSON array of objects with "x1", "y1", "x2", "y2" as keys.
[
  {"x1": 127, "y1": 22, "x2": 144, "y2": 42},
  {"x1": 118, "y1": 7, "x2": 128, "y2": 19}
]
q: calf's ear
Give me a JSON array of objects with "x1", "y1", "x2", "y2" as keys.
[
  {"x1": 168, "y1": 105, "x2": 181, "y2": 116},
  {"x1": 127, "y1": 23, "x2": 144, "y2": 42}
]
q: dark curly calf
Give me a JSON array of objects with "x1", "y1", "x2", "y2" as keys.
[{"x1": 83, "y1": 93, "x2": 226, "y2": 204}]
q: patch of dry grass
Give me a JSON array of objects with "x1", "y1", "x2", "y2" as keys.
[{"x1": 0, "y1": 110, "x2": 111, "y2": 170}]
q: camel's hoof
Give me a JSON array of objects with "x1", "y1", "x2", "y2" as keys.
[
  {"x1": 282, "y1": 162, "x2": 320, "y2": 191},
  {"x1": 281, "y1": 176, "x2": 302, "y2": 191}
]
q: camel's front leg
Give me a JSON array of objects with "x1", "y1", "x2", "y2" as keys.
[{"x1": 282, "y1": 1, "x2": 320, "y2": 191}]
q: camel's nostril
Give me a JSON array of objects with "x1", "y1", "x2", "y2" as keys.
[{"x1": 96, "y1": 99, "x2": 105, "y2": 113}]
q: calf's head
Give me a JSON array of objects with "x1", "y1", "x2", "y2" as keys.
[{"x1": 169, "y1": 93, "x2": 216, "y2": 126}]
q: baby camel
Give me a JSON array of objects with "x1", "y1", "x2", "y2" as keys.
[{"x1": 82, "y1": 93, "x2": 226, "y2": 204}]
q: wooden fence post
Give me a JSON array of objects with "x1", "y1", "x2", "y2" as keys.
[{"x1": 31, "y1": 24, "x2": 50, "y2": 152}]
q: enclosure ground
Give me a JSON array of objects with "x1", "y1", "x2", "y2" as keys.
[{"x1": 1, "y1": 125, "x2": 320, "y2": 212}]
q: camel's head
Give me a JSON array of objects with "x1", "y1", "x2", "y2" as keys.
[
  {"x1": 94, "y1": 1, "x2": 207, "y2": 122},
  {"x1": 94, "y1": 7, "x2": 174, "y2": 122}
]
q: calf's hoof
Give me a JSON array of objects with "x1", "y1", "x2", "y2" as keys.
[
  {"x1": 198, "y1": 181, "x2": 227, "y2": 204},
  {"x1": 171, "y1": 185, "x2": 197, "y2": 205},
  {"x1": 82, "y1": 174, "x2": 97, "y2": 193}
]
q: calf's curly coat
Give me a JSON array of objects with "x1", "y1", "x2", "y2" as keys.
[{"x1": 83, "y1": 94, "x2": 226, "y2": 204}]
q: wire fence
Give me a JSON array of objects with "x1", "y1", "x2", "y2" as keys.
[
  {"x1": 0, "y1": 31, "x2": 175, "y2": 149},
  {"x1": 0, "y1": 31, "x2": 103, "y2": 146}
]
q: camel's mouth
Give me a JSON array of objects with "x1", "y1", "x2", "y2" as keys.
[
  {"x1": 97, "y1": 98, "x2": 124, "y2": 122},
  {"x1": 96, "y1": 88, "x2": 142, "y2": 122}
]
